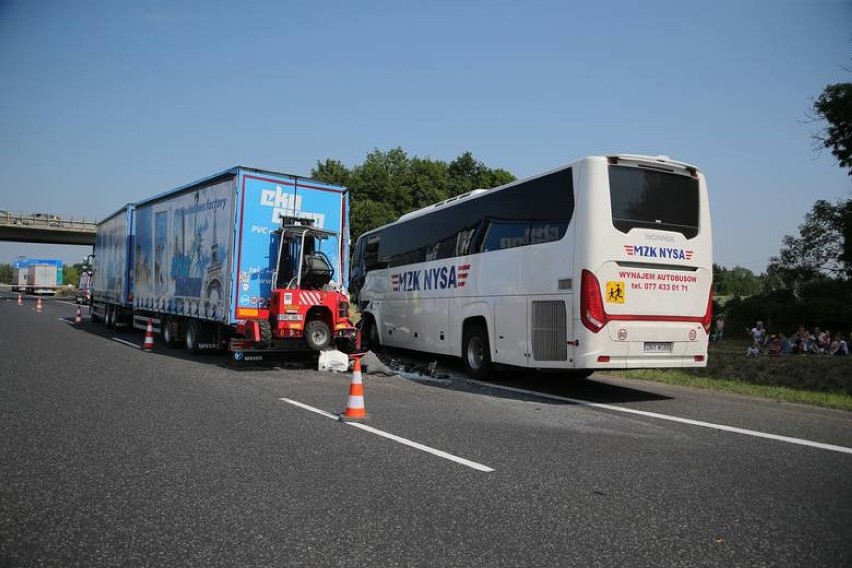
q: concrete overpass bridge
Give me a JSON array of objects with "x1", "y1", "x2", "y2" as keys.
[{"x1": 0, "y1": 210, "x2": 96, "y2": 246}]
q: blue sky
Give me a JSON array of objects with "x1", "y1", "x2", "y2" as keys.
[{"x1": 1, "y1": 0, "x2": 849, "y2": 273}]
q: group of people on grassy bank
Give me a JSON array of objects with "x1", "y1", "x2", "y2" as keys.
[
  {"x1": 711, "y1": 315, "x2": 849, "y2": 357},
  {"x1": 747, "y1": 320, "x2": 848, "y2": 357}
]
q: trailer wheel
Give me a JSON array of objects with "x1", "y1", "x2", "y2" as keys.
[
  {"x1": 162, "y1": 317, "x2": 182, "y2": 348},
  {"x1": 462, "y1": 323, "x2": 492, "y2": 378},
  {"x1": 185, "y1": 320, "x2": 200, "y2": 354},
  {"x1": 305, "y1": 320, "x2": 332, "y2": 351},
  {"x1": 105, "y1": 306, "x2": 115, "y2": 329}
]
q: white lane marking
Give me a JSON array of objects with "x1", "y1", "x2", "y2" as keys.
[
  {"x1": 279, "y1": 397, "x2": 495, "y2": 472},
  {"x1": 57, "y1": 317, "x2": 73, "y2": 326},
  {"x1": 471, "y1": 380, "x2": 852, "y2": 456},
  {"x1": 281, "y1": 398, "x2": 339, "y2": 420},
  {"x1": 111, "y1": 337, "x2": 140, "y2": 349},
  {"x1": 56, "y1": 300, "x2": 77, "y2": 306}
]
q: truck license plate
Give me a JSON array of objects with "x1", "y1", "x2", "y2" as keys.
[
  {"x1": 277, "y1": 314, "x2": 303, "y2": 321},
  {"x1": 644, "y1": 342, "x2": 673, "y2": 353}
]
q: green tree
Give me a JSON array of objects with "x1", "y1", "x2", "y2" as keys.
[
  {"x1": 839, "y1": 199, "x2": 852, "y2": 275},
  {"x1": 312, "y1": 159, "x2": 351, "y2": 187},
  {"x1": 63, "y1": 264, "x2": 81, "y2": 286},
  {"x1": 714, "y1": 264, "x2": 763, "y2": 297},
  {"x1": 448, "y1": 151, "x2": 515, "y2": 194},
  {"x1": 768, "y1": 199, "x2": 850, "y2": 287},
  {"x1": 0, "y1": 263, "x2": 11, "y2": 284},
  {"x1": 313, "y1": 148, "x2": 516, "y2": 240},
  {"x1": 813, "y1": 82, "x2": 852, "y2": 175}
]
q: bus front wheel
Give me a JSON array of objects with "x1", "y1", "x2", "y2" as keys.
[
  {"x1": 462, "y1": 323, "x2": 492, "y2": 378},
  {"x1": 359, "y1": 316, "x2": 380, "y2": 352}
]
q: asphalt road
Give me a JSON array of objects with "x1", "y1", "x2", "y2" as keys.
[{"x1": 2, "y1": 293, "x2": 851, "y2": 567}]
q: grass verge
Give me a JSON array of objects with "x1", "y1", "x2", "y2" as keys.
[{"x1": 611, "y1": 339, "x2": 852, "y2": 411}]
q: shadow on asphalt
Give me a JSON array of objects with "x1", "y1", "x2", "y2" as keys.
[
  {"x1": 370, "y1": 347, "x2": 673, "y2": 406},
  {"x1": 62, "y1": 312, "x2": 319, "y2": 373},
  {"x1": 43, "y1": 294, "x2": 671, "y2": 405}
]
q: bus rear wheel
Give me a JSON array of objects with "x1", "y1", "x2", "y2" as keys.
[{"x1": 463, "y1": 323, "x2": 492, "y2": 378}]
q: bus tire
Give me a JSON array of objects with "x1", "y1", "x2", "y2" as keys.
[
  {"x1": 462, "y1": 323, "x2": 492, "y2": 378},
  {"x1": 305, "y1": 320, "x2": 332, "y2": 351},
  {"x1": 360, "y1": 315, "x2": 380, "y2": 351}
]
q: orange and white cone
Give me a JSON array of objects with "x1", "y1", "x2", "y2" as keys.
[
  {"x1": 74, "y1": 305, "x2": 82, "y2": 325},
  {"x1": 339, "y1": 356, "x2": 367, "y2": 421},
  {"x1": 17, "y1": 293, "x2": 23, "y2": 306},
  {"x1": 36, "y1": 297, "x2": 43, "y2": 313},
  {"x1": 142, "y1": 318, "x2": 155, "y2": 352}
]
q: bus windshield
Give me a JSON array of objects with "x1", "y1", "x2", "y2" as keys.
[{"x1": 609, "y1": 165, "x2": 699, "y2": 238}]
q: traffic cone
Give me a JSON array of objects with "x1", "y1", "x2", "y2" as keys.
[
  {"x1": 74, "y1": 305, "x2": 82, "y2": 325},
  {"x1": 17, "y1": 293, "x2": 22, "y2": 305},
  {"x1": 142, "y1": 318, "x2": 155, "y2": 352},
  {"x1": 36, "y1": 297, "x2": 42, "y2": 313},
  {"x1": 339, "y1": 356, "x2": 367, "y2": 421}
]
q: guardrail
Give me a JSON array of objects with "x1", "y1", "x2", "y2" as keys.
[{"x1": 0, "y1": 211, "x2": 97, "y2": 230}]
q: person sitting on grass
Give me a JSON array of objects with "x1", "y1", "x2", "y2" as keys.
[
  {"x1": 797, "y1": 329, "x2": 819, "y2": 354},
  {"x1": 829, "y1": 333, "x2": 849, "y2": 356},
  {"x1": 767, "y1": 335, "x2": 782, "y2": 357},
  {"x1": 750, "y1": 321, "x2": 768, "y2": 348},
  {"x1": 779, "y1": 333, "x2": 793, "y2": 355},
  {"x1": 791, "y1": 323, "x2": 808, "y2": 351},
  {"x1": 815, "y1": 327, "x2": 830, "y2": 353},
  {"x1": 746, "y1": 340, "x2": 761, "y2": 357}
]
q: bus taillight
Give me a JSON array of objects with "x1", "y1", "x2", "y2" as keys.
[
  {"x1": 702, "y1": 289, "x2": 713, "y2": 333},
  {"x1": 581, "y1": 269, "x2": 608, "y2": 333}
]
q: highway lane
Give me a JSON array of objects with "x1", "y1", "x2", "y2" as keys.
[{"x1": 1, "y1": 293, "x2": 851, "y2": 567}]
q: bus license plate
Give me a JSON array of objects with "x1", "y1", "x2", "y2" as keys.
[{"x1": 644, "y1": 342, "x2": 673, "y2": 353}]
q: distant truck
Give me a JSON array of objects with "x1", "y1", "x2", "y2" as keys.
[
  {"x1": 11, "y1": 257, "x2": 62, "y2": 294},
  {"x1": 26, "y1": 264, "x2": 59, "y2": 295},
  {"x1": 91, "y1": 167, "x2": 356, "y2": 358}
]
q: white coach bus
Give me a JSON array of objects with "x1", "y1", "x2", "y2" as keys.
[{"x1": 349, "y1": 154, "x2": 713, "y2": 377}]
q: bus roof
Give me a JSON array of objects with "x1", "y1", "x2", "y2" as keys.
[{"x1": 362, "y1": 154, "x2": 700, "y2": 234}]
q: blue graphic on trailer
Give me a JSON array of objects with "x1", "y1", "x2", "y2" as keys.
[{"x1": 236, "y1": 173, "x2": 346, "y2": 312}]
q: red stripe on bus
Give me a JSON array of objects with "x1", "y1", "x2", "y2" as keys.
[{"x1": 606, "y1": 314, "x2": 705, "y2": 323}]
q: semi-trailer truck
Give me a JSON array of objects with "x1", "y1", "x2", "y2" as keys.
[{"x1": 91, "y1": 167, "x2": 356, "y2": 359}]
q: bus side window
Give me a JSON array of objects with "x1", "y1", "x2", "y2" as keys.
[
  {"x1": 455, "y1": 226, "x2": 477, "y2": 256},
  {"x1": 481, "y1": 219, "x2": 531, "y2": 252},
  {"x1": 364, "y1": 234, "x2": 384, "y2": 270}
]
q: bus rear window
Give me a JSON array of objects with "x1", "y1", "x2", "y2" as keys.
[{"x1": 609, "y1": 165, "x2": 699, "y2": 239}]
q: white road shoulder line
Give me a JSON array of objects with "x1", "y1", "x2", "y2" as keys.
[
  {"x1": 279, "y1": 397, "x2": 494, "y2": 472},
  {"x1": 471, "y1": 380, "x2": 852, "y2": 456},
  {"x1": 111, "y1": 337, "x2": 140, "y2": 349}
]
